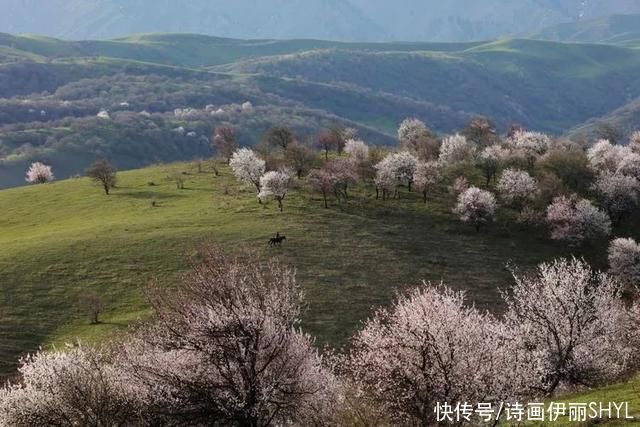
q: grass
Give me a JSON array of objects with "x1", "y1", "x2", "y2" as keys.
[{"x1": 0, "y1": 159, "x2": 611, "y2": 378}]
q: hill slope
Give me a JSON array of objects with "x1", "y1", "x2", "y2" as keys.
[
  {"x1": 219, "y1": 38, "x2": 640, "y2": 133},
  {"x1": 0, "y1": 160, "x2": 615, "y2": 376}
]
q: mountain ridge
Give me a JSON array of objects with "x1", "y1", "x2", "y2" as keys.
[{"x1": 3, "y1": 0, "x2": 640, "y2": 42}]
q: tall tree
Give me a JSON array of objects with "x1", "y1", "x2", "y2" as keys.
[{"x1": 86, "y1": 159, "x2": 117, "y2": 195}]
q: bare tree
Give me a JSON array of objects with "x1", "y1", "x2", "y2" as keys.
[
  {"x1": 212, "y1": 125, "x2": 238, "y2": 163},
  {"x1": 86, "y1": 159, "x2": 117, "y2": 195},
  {"x1": 317, "y1": 129, "x2": 344, "y2": 160},
  {"x1": 167, "y1": 170, "x2": 186, "y2": 190},
  {"x1": 80, "y1": 292, "x2": 105, "y2": 324},
  {"x1": 462, "y1": 116, "x2": 498, "y2": 148},
  {"x1": 264, "y1": 126, "x2": 296, "y2": 152},
  {"x1": 284, "y1": 140, "x2": 316, "y2": 178}
]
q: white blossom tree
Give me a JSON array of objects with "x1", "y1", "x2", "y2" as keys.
[
  {"x1": 258, "y1": 170, "x2": 293, "y2": 211},
  {"x1": 348, "y1": 284, "x2": 510, "y2": 426},
  {"x1": 497, "y1": 168, "x2": 538, "y2": 210},
  {"x1": 617, "y1": 151, "x2": 640, "y2": 179},
  {"x1": 0, "y1": 345, "x2": 143, "y2": 426},
  {"x1": 503, "y1": 258, "x2": 632, "y2": 396},
  {"x1": 608, "y1": 237, "x2": 640, "y2": 286},
  {"x1": 390, "y1": 151, "x2": 418, "y2": 191},
  {"x1": 374, "y1": 160, "x2": 397, "y2": 200},
  {"x1": 25, "y1": 162, "x2": 54, "y2": 184},
  {"x1": 630, "y1": 131, "x2": 640, "y2": 154},
  {"x1": 413, "y1": 161, "x2": 441, "y2": 203},
  {"x1": 229, "y1": 148, "x2": 266, "y2": 194},
  {"x1": 438, "y1": 134, "x2": 475, "y2": 165},
  {"x1": 344, "y1": 138, "x2": 369, "y2": 164},
  {"x1": 592, "y1": 172, "x2": 640, "y2": 224},
  {"x1": 374, "y1": 152, "x2": 418, "y2": 197},
  {"x1": 546, "y1": 195, "x2": 611, "y2": 245},
  {"x1": 454, "y1": 187, "x2": 497, "y2": 231},
  {"x1": 587, "y1": 139, "x2": 631, "y2": 173},
  {"x1": 507, "y1": 130, "x2": 551, "y2": 167},
  {"x1": 397, "y1": 118, "x2": 429, "y2": 148}
]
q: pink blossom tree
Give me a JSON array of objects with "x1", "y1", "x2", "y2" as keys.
[
  {"x1": 0, "y1": 345, "x2": 142, "y2": 425},
  {"x1": 326, "y1": 158, "x2": 358, "y2": 200},
  {"x1": 258, "y1": 169, "x2": 293, "y2": 211},
  {"x1": 413, "y1": 161, "x2": 441, "y2": 203},
  {"x1": 454, "y1": 187, "x2": 497, "y2": 231},
  {"x1": 25, "y1": 162, "x2": 54, "y2": 184},
  {"x1": 546, "y1": 195, "x2": 611, "y2": 244},
  {"x1": 608, "y1": 237, "x2": 640, "y2": 286},
  {"x1": 347, "y1": 284, "x2": 510, "y2": 426},
  {"x1": 309, "y1": 168, "x2": 337, "y2": 208},
  {"x1": 122, "y1": 244, "x2": 338, "y2": 426},
  {"x1": 503, "y1": 258, "x2": 632, "y2": 396}
]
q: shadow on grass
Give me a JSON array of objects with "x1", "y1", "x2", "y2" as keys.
[{"x1": 111, "y1": 191, "x2": 186, "y2": 200}]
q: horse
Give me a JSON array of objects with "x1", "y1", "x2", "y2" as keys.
[{"x1": 268, "y1": 235, "x2": 287, "y2": 246}]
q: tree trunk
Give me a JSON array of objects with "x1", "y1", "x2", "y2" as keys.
[
  {"x1": 423, "y1": 191, "x2": 427, "y2": 204},
  {"x1": 278, "y1": 199, "x2": 283, "y2": 212},
  {"x1": 103, "y1": 184, "x2": 109, "y2": 195},
  {"x1": 325, "y1": 148, "x2": 329, "y2": 161},
  {"x1": 323, "y1": 193, "x2": 328, "y2": 208}
]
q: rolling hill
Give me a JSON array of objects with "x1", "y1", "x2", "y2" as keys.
[
  {"x1": 3, "y1": 32, "x2": 640, "y2": 189},
  {"x1": 0, "y1": 159, "x2": 616, "y2": 376}
]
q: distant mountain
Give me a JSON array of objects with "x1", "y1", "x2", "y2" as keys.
[
  {"x1": 529, "y1": 14, "x2": 640, "y2": 44},
  {"x1": 3, "y1": 0, "x2": 640, "y2": 42}
]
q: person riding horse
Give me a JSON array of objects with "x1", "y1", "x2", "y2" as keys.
[{"x1": 269, "y1": 232, "x2": 287, "y2": 246}]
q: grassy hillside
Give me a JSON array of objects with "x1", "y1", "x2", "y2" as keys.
[
  {"x1": 0, "y1": 159, "x2": 617, "y2": 377},
  {"x1": 0, "y1": 32, "x2": 482, "y2": 67}
]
